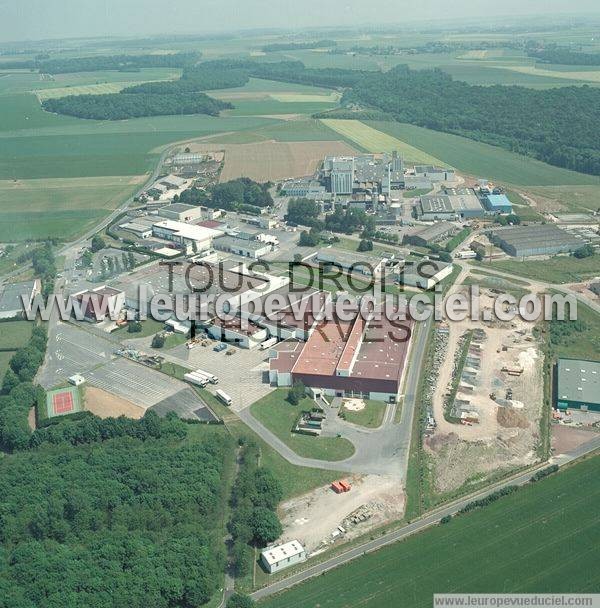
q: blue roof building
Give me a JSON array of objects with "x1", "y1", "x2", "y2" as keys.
[{"x1": 483, "y1": 194, "x2": 513, "y2": 214}]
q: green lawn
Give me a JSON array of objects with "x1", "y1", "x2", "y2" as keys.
[
  {"x1": 548, "y1": 300, "x2": 600, "y2": 362},
  {"x1": 0, "y1": 320, "x2": 33, "y2": 349},
  {"x1": 366, "y1": 121, "x2": 600, "y2": 187},
  {"x1": 341, "y1": 399, "x2": 387, "y2": 428},
  {"x1": 485, "y1": 254, "x2": 600, "y2": 284},
  {"x1": 260, "y1": 456, "x2": 600, "y2": 608},
  {"x1": 250, "y1": 390, "x2": 355, "y2": 462},
  {"x1": 114, "y1": 318, "x2": 165, "y2": 338},
  {"x1": 0, "y1": 350, "x2": 16, "y2": 383}
]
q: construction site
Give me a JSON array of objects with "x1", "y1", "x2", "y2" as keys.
[
  {"x1": 424, "y1": 289, "x2": 544, "y2": 493},
  {"x1": 278, "y1": 475, "x2": 405, "y2": 555}
]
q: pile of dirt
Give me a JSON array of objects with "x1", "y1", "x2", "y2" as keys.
[{"x1": 497, "y1": 406, "x2": 529, "y2": 429}]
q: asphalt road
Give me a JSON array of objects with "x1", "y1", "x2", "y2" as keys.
[{"x1": 251, "y1": 434, "x2": 600, "y2": 602}]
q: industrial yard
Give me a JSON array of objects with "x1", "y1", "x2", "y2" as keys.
[{"x1": 425, "y1": 288, "x2": 544, "y2": 493}]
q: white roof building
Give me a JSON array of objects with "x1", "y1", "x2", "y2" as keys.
[
  {"x1": 152, "y1": 220, "x2": 223, "y2": 253},
  {"x1": 260, "y1": 540, "x2": 306, "y2": 574}
]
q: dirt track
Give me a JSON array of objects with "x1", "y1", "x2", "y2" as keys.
[{"x1": 84, "y1": 386, "x2": 145, "y2": 419}]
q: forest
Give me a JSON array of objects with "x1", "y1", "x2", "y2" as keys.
[
  {"x1": 42, "y1": 91, "x2": 231, "y2": 120},
  {"x1": 528, "y1": 48, "x2": 600, "y2": 65},
  {"x1": 121, "y1": 65, "x2": 249, "y2": 94},
  {"x1": 0, "y1": 423, "x2": 233, "y2": 608},
  {"x1": 344, "y1": 65, "x2": 600, "y2": 175},
  {"x1": 0, "y1": 52, "x2": 199, "y2": 73}
]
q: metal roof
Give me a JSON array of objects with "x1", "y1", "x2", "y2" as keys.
[{"x1": 558, "y1": 358, "x2": 600, "y2": 405}]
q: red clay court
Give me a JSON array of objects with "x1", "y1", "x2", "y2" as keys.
[{"x1": 46, "y1": 386, "x2": 82, "y2": 418}]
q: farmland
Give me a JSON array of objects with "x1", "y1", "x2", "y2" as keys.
[
  {"x1": 0, "y1": 176, "x2": 144, "y2": 240},
  {"x1": 249, "y1": 390, "x2": 355, "y2": 462},
  {"x1": 0, "y1": 319, "x2": 33, "y2": 383},
  {"x1": 484, "y1": 254, "x2": 600, "y2": 284},
  {"x1": 366, "y1": 121, "x2": 600, "y2": 187},
  {"x1": 189, "y1": 139, "x2": 356, "y2": 182},
  {"x1": 260, "y1": 455, "x2": 600, "y2": 608},
  {"x1": 321, "y1": 119, "x2": 446, "y2": 165}
]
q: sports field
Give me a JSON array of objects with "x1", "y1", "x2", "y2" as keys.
[
  {"x1": 321, "y1": 119, "x2": 446, "y2": 165},
  {"x1": 260, "y1": 455, "x2": 600, "y2": 607},
  {"x1": 45, "y1": 385, "x2": 82, "y2": 418}
]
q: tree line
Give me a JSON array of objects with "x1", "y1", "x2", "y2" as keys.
[
  {"x1": 262, "y1": 40, "x2": 337, "y2": 52},
  {"x1": 43, "y1": 91, "x2": 231, "y2": 121},
  {"x1": 0, "y1": 51, "x2": 199, "y2": 73},
  {"x1": 528, "y1": 48, "x2": 600, "y2": 66}
]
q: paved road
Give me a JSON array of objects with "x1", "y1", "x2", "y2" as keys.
[{"x1": 251, "y1": 434, "x2": 600, "y2": 602}]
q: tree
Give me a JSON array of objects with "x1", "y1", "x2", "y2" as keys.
[
  {"x1": 286, "y1": 198, "x2": 320, "y2": 227},
  {"x1": 250, "y1": 507, "x2": 282, "y2": 547},
  {"x1": 128, "y1": 252, "x2": 135, "y2": 269},
  {"x1": 287, "y1": 380, "x2": 305, "y2": 405},
  {"x1": 81, "y1": 250, "x2": 93, "y2": 268},
  {"x1": 151, "y1": 333, "x2": 166, "y2": 348},
  {"x1": 298, "y1": 230, "x2": 319, "y2": 247},
  {"x1": 438, "y1": 251, "x2": 453, "y2": 262},
  {"x1": 227, "y1": 593, "x2": 254, "y2": 608},
  {"x1": 128, "y1": 321, "x2": 142, "y2": 333},
  {"x1": 357, "y1": 239, "x2": 373, "y2": 252},
  {"x1": 574, "y1": 244, "x2": 594, "y2": 259},
  {"x1": 90, "y1": 235, "x2": 106, "y2": 252}
]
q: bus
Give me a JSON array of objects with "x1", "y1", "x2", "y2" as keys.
[{"x1": 215, "y1": 389, "x2": 232, "y2": 407}]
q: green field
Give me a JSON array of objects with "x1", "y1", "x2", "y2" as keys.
[
  {"x1": 366, "y1": 121, "x2": 600, "y2": 187},
  {"x1": 548, "y1": 300, "x2": 600, "y2": 362},
  {"x1": 261, "y1": 456, "x2": 600, "y2": 607},
  {"x1": 522, "y1": 185, "x2": 600, "y2": 214},
  {"x1": 0, "y1": 320, "x2": 33, "y2": 349},
  {"x1": 0, "y1": 176, "x2": 144, "y2": 240},
  {"x1": 341, "y1": 399, "x2": 387, "y2": 428},
  {"x1": 249, "y1": 390, "x2": 355, "y2": 461},
  {"x1": 484, "y1": 254, "x2": 600, "y2": 284},
  {"x1": 321, "y1": 119, "x2": 446, "y2": 165},
  {"x1": 225, "y1": 99, "x2": 339, "y2": 116}
]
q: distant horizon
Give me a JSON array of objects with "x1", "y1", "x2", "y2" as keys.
[{"x1": 2, "y1": 0, "x2": 600, "y2": 45}]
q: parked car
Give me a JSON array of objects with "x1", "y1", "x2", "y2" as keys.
[{"x1": 213, "y1": 343, "x2": 227, "y2": 352}]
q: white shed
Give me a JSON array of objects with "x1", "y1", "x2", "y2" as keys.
[{"x1": 261, "y1": 540, "x2": 306, "y2": 574}]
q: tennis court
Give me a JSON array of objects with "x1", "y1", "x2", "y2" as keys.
[{"x1": 45, "y1": 386, "x2": 82, "y2": 418}]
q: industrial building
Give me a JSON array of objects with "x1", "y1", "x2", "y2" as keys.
[
  {"x1": 269, "y1": 308, "x2": 414, "y2": 402},
  {"x1": 403, "y1": 222, "x2": 455, "y2": 247},
  {"x1": 398, "y1": 260, "x2": 453, "y2": 290},
  {"x1": 72, "y1": 285, "x2": 125, "y2": 323},
  {"x1": 556, "y1": 358, "x2": 600, "y2": 412},
  {"x1": 152, "y1": 220, "x2": 223, "y2": 254},
  {"x1": 206, "y1": 316, "x2": 268, "y2": 349},
  {"x1": 261, "y1": 540, "x2": 306, "y2": 574},
  {"x1": 418, "y1": 188, "x2": 484, "y2": 220},
  {"x1": 158, "y1": 203, "x2": 204, "y2": 222},
  {"x1": 482, "y1": 194, "x2": 513, "y2": 214},
  {"x1": 314, "y1": 250, "x2": 388, "y2": 278},
  {"x1": 0, "y1": 279, "x2": 42, "y2": 319},
  {"x1": 213, "y1": 235, "x2": 273, "y2": 259},
  {"x1": 488, "y1": 225, "x2": 583, "y2": 257},
  {"x1": 120, "y1": 222, "x2": 153, "y2": 239}
]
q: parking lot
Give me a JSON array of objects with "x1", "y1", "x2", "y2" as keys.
[{"x1": 158, "y1": 340, "x2": 274, "y2": 411}]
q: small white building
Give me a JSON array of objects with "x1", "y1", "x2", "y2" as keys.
[
  {"x1": 158, "y1": 203, "x2": 204, "y2": 223},
  {"x1": 399, "y1": 260, "x2": 453, "y2": 290},
  {"x1": 261, "y1": 540, "x2": 306, "y2": 574},
  {"x1": 68, "y1": 374, "x2": 85, "y2": 386},
  {"x1": 152, "y1": 220, "x2": 222, "y2": 254}
]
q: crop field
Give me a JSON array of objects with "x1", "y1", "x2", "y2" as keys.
[
  {"x1": 485, "y1": 254, "x2": 600, "y2": 285},
  {"x1": 261, "y1": 455, "x2": 600, "y2": 608},
  {"x1": 35, "y1": 81, "x2": 145, "y2": 100},
  {"x1": 190, "y1": 139, "x2": 356, "y2": 182},
  {"x1": 225, "y1": 99, "x2": 339, "y2": 117},
  {"x1": 0, "y1": 176, "x2": 144, "y2": 240},
  {"x1": 321, "y1": 119, "x2": 446, "y2": 165},
  {"x1": 249, "y1": 390, "x2": 355, "y2": 461},
  {"x1": 366, "y1": 121, "x2": 600, "y2": 187}
]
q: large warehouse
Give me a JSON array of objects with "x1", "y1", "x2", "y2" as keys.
[
  {"x1": 418, "y1": 188, "x2": 484, "y2": 220},
  {"x1": 556, "y1": 358, "x2": 600, "y2": 412},
  {"x1": 270, "y1": 310, "x2": 414, "y2": 402},
  {"x1": 488, "y1": 225, "x2": 583, "y2": 257}
]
